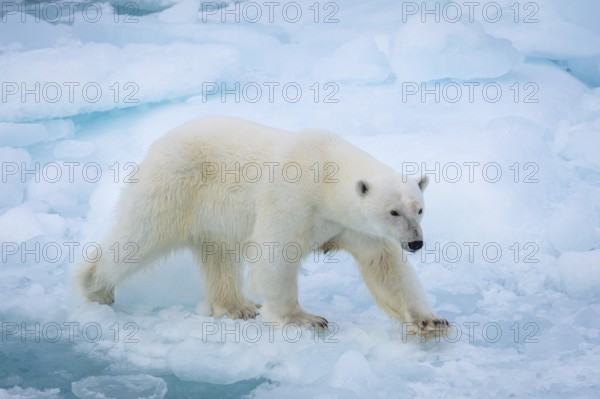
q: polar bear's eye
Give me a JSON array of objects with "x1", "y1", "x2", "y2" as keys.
[
  {"x1": 390, "y1": 210, "x2": 400, "y2": 216},
  {"x1": 418, "y1": 209, "x2": 423, "y2": 215}
]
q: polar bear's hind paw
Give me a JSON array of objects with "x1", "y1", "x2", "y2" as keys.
[{"x1": 213, "y1": 301, "x2": 260, "y2": 320}]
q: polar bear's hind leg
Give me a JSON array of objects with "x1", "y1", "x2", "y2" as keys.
[{"x1": 193, "y1": 248, "x2": 259, "y2": 320}]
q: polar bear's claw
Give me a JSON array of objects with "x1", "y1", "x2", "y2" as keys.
[
  {"x1": 230, "y1": 303, "x2": 260, "y2": 320},
  {"x1": 301, "y1": 314, "x2": 328, "y2": 331},
  {"x1": 419, "y1": 317, "x2": 449, "y2": 332},
  {"x1": 312, "y1": 317, "x2": 329, "y2": 331},
  {"x1": 214, "y1": 302, "x2": 260, "y2": 320},
  {"x1": 295, "y1": 313, "x2": 328, "y2": 331}
]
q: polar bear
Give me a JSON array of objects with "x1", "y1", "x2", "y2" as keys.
[{"x1": 77, "y1": 116, "x2": 448, "y2": 332}]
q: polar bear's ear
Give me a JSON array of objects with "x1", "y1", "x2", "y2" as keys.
[
  {"x1": 418, "y1": 175, "x2": 429, "y2": 192},
  {"x1": 356, "y1": 180, "x2": 369, "y2": 196}
]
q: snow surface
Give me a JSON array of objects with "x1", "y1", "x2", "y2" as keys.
[{"x1": 1, "y1": 0, "x2": 599, "y2": 398}]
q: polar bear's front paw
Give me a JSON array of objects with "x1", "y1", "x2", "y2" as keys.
[
  {"x1": 411, "y1": 313, "x2": 449, "y2": 336},
  {"x1": 418, "y1": 317, "x2": 449, "y2": 332}
]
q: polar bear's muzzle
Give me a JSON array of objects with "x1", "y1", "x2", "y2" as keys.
[{"x1": 398, "y1": 219, "x2": 424, "y2": 252}]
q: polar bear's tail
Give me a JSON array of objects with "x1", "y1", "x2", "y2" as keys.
[{"x1": 75, "y1": 259, "x2": 115, "y2": 305}]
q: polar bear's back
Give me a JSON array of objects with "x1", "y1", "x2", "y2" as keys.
[
  {"x1": 148, "y1": 116, "x2": 386, "y2": 173},
  {"x1": 152, "y1": 116, "x2": 291, "y2": 166}
]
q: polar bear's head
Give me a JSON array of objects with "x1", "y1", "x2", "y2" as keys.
[{"x1": 356, "y1": 174, "x2": 428, "y2": 252}]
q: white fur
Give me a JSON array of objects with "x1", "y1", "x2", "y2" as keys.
[{"x1": 77, "y1": 116, "x2": 447, "y2": 331}]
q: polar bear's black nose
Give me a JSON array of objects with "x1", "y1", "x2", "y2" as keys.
[{"x1": 408, "y1": 241, "x2": 423, "y2": 251}]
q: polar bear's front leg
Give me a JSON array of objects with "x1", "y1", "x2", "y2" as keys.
[
  {"x1": 338, "y1": 234, "x2": 448, "y2": 332},
  {"x1": 250, "y1": 246, "x2": 328, "y2": 330}
]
